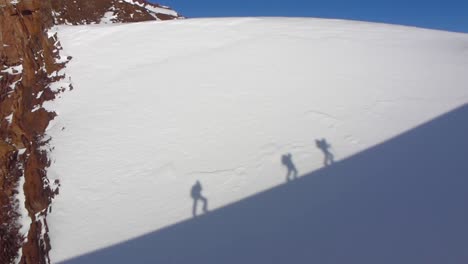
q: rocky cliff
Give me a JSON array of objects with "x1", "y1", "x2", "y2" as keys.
[
  {"x1": 0, "y1": 0, "x2": 180, "y2": 263},
  {"x1": 1, "y1": 0, "x2": 65, "y2": 263}
]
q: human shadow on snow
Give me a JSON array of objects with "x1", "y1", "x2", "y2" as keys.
[
  {"x1": 62, "y1": 104, "x2": 468, "y2": 264},
  {"x1": 191, "y1": 180, "x2": 208, "y2": 217},
  {"x1": 281, "y1": 153, "x2": 298, "y2": 182},
  {"x1": 316, "y1": 138, "x2": 334, "y2": 166}
]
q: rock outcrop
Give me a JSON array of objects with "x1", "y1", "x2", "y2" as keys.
[
  {"x1": 51, "y1": 0, "x2": 182, "y2": 25},
  {"x1": 1, "y1": 0, "x2": 65, "y2": 263},
  {"x1": 1, "y1": 0, "x2": 180, "y2": 263}
]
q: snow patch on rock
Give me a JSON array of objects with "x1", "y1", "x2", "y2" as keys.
[
  {"x1": 14, "y1": 149, "x2": 30, "y2": 264},
  {"x1": 122, "y1": 0, "x2": 179, "y2": 17},
  {"x1": 100, "y1": 11, "x2": 118, "y2": 24}
]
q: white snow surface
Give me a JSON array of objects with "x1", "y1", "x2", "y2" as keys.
[
  {"x1": 14, "y1": 153, "x2": 30, "y2": 264},
  {"x1": 2, "y1": 64, "x2": 23, "y2": 75},
  {"x1": 16, "y1": 168, "x2": 29, "y2": 241},
  {"x1": 100, "y1": 11, "x2": 117, "y2": 24},
  {"x1": 47, "y1": 18, "x2": 468, "y2": 262},
  {"x1": 5, "y1": 113, "x2": 13, "y2": 124}
]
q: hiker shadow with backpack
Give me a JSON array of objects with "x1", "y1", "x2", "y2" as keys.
[
  {"x1": 281, "y1": 153, "x2": 298, "y2": 182},
  {"x1": 191, "y1": 180, "x2": 208, "y2": 217},
  {"x1": 315, "y1": 138, "x2": 334, "y2": 166}
]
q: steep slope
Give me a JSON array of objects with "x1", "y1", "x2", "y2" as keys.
[
  {"x1": 46, "y1": 18, "x2": 468, "y2": 262},
  {"x1": 51, "y1": 0, "x2": 181, "y2": 25},
  {"x1": 62, "y1": 103, "x2": 468, "y2": 264}
]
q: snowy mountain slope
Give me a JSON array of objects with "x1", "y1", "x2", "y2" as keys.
[
  {"x1": 62, "y1": 103, "x2": 468, "y2": 264},
  {"x1": 44, "y1": 18, "x2": 468, "y2": 262}
]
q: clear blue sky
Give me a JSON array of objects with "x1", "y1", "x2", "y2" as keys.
[{"x1": 152, "y1": 0, "x2": 468, "y2": 33}]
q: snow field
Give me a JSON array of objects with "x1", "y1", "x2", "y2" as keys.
[{"x1": 45, "y1": 18, "x2": 468, "y2": 262}]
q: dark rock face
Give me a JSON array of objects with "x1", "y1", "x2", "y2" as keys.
[{"x1": 1, "y1": 0, "x2": 180, "y2": 263}]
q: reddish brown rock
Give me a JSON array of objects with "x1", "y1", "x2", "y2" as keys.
[
  {"x1": 0, "y1": 0, "x2": 64, "y2": 263},
  {"x1": 51, "y1": 0, "x2": 182, "y2": 25},
  {"x1": 1, "y1": 0, "x2": 181, "y2": 263}
]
